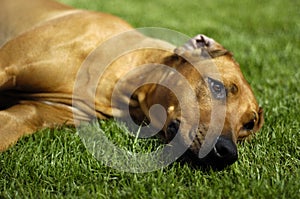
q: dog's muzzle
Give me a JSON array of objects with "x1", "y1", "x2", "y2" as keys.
[
  {"x1": 167, "y1": 120, "x2": 238, "y2": 170},
  {"x1": 200, "y1": 135, "x2": 238, "y2": 170}
]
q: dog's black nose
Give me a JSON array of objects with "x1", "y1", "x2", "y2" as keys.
[
  {"x1": 214, "y1": 136, "x2": 238, "y2": 160},
  {"x1": 200, "y1": 135, "x2": 238, "y2": 170}
]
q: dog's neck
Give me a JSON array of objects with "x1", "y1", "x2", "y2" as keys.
[{"x1": 126, "y1": 49, "x2": 186, "y2": 128}]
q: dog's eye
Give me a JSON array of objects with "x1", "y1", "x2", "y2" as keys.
[
  {"x1": 207, "y1": 77, "x2": 226, "y2": 100},
  {"x1": 243, "y1": 121, "x2": 255, "y2": 131}
]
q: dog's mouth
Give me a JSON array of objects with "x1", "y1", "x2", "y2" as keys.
[
  {"x1": 187, "y1": 135, "x2": 238, "y2": 170},
  {"x1": 167, "y1": 119, "x2": 238, "y2": 170}
]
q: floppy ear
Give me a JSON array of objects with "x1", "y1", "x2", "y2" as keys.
[{"x1": 174, "y1": 34, "x2": 231, "y2": 60}]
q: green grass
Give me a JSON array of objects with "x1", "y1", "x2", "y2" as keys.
[{"x1": 1, "y1": 0, "x2": 300, "y2": 198}]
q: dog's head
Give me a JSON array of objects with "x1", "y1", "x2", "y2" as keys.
[{"x1": 147, "y1": 35, "x2": 264, "y2": 170}]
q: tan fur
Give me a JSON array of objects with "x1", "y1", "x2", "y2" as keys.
[{"x1": 0, "y1": 0, "x2": 263, "y2": 155}]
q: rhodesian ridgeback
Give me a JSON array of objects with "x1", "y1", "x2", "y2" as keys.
[{"x1": 0, "y1": 0, "x2": 263, "y2": 170}]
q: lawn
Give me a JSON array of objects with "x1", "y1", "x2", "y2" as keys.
[{"x1": 1, "y1": 0, "x2": 299, "y2": 198}]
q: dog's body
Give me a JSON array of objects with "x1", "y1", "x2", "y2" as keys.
[{"x1": 0, "y1": 0, "x2": 263, "y2": 169}]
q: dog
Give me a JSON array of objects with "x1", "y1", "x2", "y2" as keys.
[{"x1": 0, "y1": 0, "x2": 263, "y2": 170}]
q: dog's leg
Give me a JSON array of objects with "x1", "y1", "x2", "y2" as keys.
[
  {"x1": 0, "y1": 103, "x2": 42, "y2": 151},
  {"x1": 0, "y1": 101, "x2": 78, "y2": 152}
]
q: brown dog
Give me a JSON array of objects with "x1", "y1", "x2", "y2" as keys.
[{"x1": 0, "y1": 0, "x2": 263, "y2": 169}]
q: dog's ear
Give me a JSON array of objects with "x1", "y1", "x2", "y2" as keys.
[
  {"x1": 254, "y1": 107, "x2": 264, "y2": 132},
  {"x1": 174, "y1": 34, "x2": 231, "y2": 60}
]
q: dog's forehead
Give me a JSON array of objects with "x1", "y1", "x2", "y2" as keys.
[
  {"x1": 214, "y1": 56, "x2": 259, "y2": 105},
  {"x1": 192, "y1": 55, "x2": 242, "y2": 82},
  {"x1": 213, "y1": 55, "x2": 241, "y2": 72}
]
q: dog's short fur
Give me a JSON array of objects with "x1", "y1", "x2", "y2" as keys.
[{"x1": 0, "y1": 0, "x2": 263, "y2": 169}]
